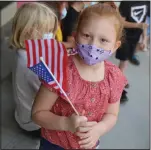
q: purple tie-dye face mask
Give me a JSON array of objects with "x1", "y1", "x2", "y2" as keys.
[{"x1": 75, "y1": 43, "x2": 112, "y2": 65}]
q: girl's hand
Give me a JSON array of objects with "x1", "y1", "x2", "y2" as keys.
[
  {"x1": 76, "y1": 122, "x2": 101, "y2": 149},
  {"x1": 67, "y1": 113, "x2": 88, "y2": 133}
]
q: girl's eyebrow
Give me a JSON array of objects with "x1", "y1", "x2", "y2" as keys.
[
  {"x1": 81, "y1": 29, "x2": 92, "y2": 34},
  {"x1": 99, "y1": 35, "x2": 112, "y2": 42},
  {"x1": 99, "y1": 34, "x2": 110, "y2": 40}
]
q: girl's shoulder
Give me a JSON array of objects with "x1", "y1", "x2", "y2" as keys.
[
  {"x1": 105, "y1": 60, "x2": 123, "y2": 76},
  {"x1": 67, "y1": 55, "x2": 76, "y2": 69},
  {"x1": 105, "y1": 61, "x2": 128, "y2": 103},
  {"x1": 17, "y1": 49, "x2": 26, "y2": 57},
  {"x1": 104, "y1": 60, "x2": 127, "y2": 82},
  {"x1": 16, "y1": 49, "x2": 27, "y2": 65}
]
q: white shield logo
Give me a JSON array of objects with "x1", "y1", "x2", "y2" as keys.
[{"x1": 131, "y1": 5, "x2": 147, "y2": 23}]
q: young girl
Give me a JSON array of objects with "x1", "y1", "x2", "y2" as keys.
[
  {"x1": 10, "y1": 2, "x2": 58, "y2": 135},
  {"x1": 32, "y1": 3, "x2": 127, "y2": 149}
]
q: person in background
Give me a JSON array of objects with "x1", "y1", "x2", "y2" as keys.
[
  {"x1": 115, "y1": 1, "x2": 149, "y2": 102},
  {"x1": 48, "y1": 2, "x2": 67, "y2": 42},
  {"x1": 62, "y1": 2, "x2": 91, "y2": 42},
  {"x1": 143, "y1": 1, "x2": 150, "y2": 51},
  {"x1": 46, "y1": 1, "x2": 76, "y2": 51},
  {"x1": 10, "y1": 2, "x2": 58, "y2": 137},
  {"x1": 58, "y1": 2, "x2": 77, "y2": 50},
  {"x1": 32, "y1": 3, "x2": 127, "y2": 149},
  {"x1": 135, "y1": 1, "x2": 150, "y2": 52},
  {"x1": 144, "y1": 10, "x2": 150, "y2": 51}
]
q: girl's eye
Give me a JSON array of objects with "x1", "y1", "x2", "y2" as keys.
[
  {"x1": 100, "y1": 38, "x2": 108, "y2": 43},
  {"x1": 83, "y1": 34, "x2": 90, "y2": 38}
]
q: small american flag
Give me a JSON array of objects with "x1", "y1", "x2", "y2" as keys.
[
  {"x1": 25, "y1": 39, "x2": 68, "y2": 92},
  {"x1": 30, "y1": 59, "x2": 57, "y2": 87}
]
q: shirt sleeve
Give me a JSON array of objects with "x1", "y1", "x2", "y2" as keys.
[
  {"x1": 108, "y1": 66, "x2": 128, "y2": 104},
  {"x1": 26, "y1": 69, "x2": 41, "y2": 93}
]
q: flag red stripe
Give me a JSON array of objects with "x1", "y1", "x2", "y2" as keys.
[
  {"x1": 57, "y1": 41, "x2": 61, "y2": 84},
  {"x1": 31, "y1": 40, "x2": 36, "y2": 65},
  {"x1": 44, "y1": 40, "x2": 49, "y2": 65},
  {"x1": 38, "y1": 39, "x2": 42, "y2": 57},
  {"x1": 25, "y1": 40, "x2": 30, "y2": 67},
  {"x1": 51, "y1": 39, "x2": 55, "y2": 74},
  {"x1": 51, "y1": 83, "x2": 58, "y2": 87},
  {"x1": 34, "y1": 40, "x2": 40, "y2": 65},
  {"x1": 62, "y1": 43, "x2": 68, "y2": 91}
]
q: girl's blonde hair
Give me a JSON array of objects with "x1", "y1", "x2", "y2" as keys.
[
  {"x1": 10, "y1": 2, "x2": 58, "y2": 49},
  {"x1": 77, "y1": 3, "x2": 124, "y2": 42}
]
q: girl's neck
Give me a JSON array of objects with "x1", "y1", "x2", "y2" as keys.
[
  {"x1": 73, "y1": 55, "x2": 105, "y2": 82},
  {"x1": 74, "y1": 55, "x2": 104, "y2": 71}
]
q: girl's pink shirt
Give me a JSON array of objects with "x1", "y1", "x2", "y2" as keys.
[{"x1": 41, "y1": 56, "x2": 127, "y2": 149}]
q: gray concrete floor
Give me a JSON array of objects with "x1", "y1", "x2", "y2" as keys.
[{"x1": 1, "y1": 50, "x2": 149, "y2": 149}]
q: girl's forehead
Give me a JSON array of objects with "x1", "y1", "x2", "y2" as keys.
[
  {"x1": 78, "y1": 16, "x2": 117, "y2": 39},
  {"x1": 80, "y1": 15, "x2": 116, "y2": 30}
]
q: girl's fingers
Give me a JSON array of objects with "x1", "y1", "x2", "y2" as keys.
[
  {"x1": 76, "y1": 132, "x2": 89, "y2": 139},
  {"x1": 79, "y1": 137, "x2": 91, "y2": 145},
  {"x1": 77, "y1": 126, "x2": 91, "y2": 132},
  {"x1": 80, "y1": 121, "x2": 97, "y2": 127},
  {"x1": 80, "y1": 141, "x2": 94, "y2": 149}
]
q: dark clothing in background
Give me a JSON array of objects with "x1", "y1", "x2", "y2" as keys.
[
  {"x1": 116, "y1": 1, "x2": 149, "y2": 60},
  {"x1": 147, "y1": 1, "x2": 150, "y2": 17},
  {"x1": 62, "y1": 6, "x2": 80, "y2": 41},
  {"x1": 116, "y1": 41, "x2": 137, "y2": 61},
  {"x1": 119, "y1": 1, "x2": 149, "y2": 43}
]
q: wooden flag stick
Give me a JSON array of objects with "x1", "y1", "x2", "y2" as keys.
[{"x1": 40, "y1": 57, "x2": 79, "y2": 115}]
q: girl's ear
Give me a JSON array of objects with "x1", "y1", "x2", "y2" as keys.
[{"x1": 113, "y1": 40, "x2": 121, "y2": 52}]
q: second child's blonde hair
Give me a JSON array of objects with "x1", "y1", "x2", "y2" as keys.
[{"x1": 10, "y1": 2, "x2": 58, "y2": 49}]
